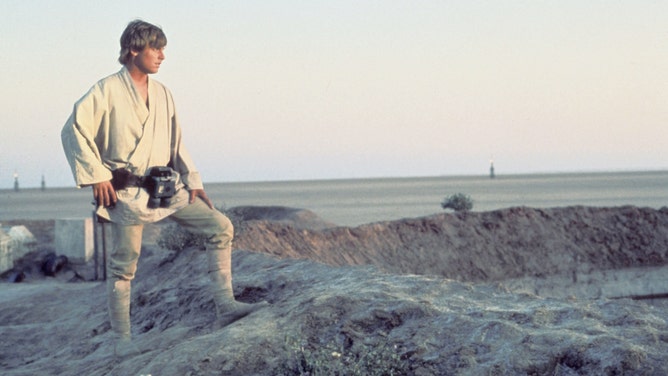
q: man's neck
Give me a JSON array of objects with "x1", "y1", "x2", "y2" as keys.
[
  {"x1": 125, "y1": 64, "x2": 149, "y2": 106},
  {"x1": 125, "y1": 64, "x2": 148, "y2": 88}
]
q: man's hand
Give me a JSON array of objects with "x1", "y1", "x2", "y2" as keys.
[
  {"x1": 92, "y1": 180, "x2": 117, "y2": 208},
  {"x1": 189, "y1": 189, "x2": 214, "y2": 209}
]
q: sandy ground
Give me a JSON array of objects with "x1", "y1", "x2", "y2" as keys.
[{"x1": 1, "y1": 205, "x2": 668, "y2": 375}]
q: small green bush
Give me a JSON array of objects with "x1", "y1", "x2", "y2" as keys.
[{"x1": 441, "y1": 193, "x2": 473, "y2": 212}]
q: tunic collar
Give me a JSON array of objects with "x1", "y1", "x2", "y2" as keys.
[{"x1": 119, "y1": 67, "x2": 152, "y2": 125}]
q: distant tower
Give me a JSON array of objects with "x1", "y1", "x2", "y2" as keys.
[
  {"x1": 41, "y1": 174, "x2": 46, "y2": 191},
  {"x1": 13, "y1": 171, "x2": 19, "y2": 191},
  {"x1": 489, "y1": 160, "x2": 495, "y2": 179}
]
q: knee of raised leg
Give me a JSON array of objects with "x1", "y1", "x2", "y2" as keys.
[
  {"x1": 206, "y1": 214, "x2": 233, "y2": 245},
  {"x1": 219, "y1": 215, "x2": 234, "y2": 238}
]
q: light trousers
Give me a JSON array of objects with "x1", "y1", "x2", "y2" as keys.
[{"x1": 107, "y1": 197, "x2": 234, "y2": 281}]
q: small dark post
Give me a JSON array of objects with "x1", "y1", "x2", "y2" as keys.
[{"x1": 93, "y1": 211, "x2": 109, "y2": 281}]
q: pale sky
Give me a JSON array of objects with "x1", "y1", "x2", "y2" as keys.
[{"x1": 1, "y1": 0, "x2": 667, "y2": 188}]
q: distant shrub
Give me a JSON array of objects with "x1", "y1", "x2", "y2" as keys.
[{"x1": 441, "y1": 193, "x2": 473, "y2": 212}]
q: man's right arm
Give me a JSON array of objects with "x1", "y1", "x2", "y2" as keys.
[{"x1": 61, "y1": 87, "x2": 114, "y2": 188}]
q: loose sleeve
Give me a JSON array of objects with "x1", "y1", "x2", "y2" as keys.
[{"x1": 61, "y1": 88, "x2": 113, "y2": 187}]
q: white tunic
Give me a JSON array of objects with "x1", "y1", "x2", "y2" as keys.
[{"x1": 61, "y1": 67, "x2": 203, "y2": 224}]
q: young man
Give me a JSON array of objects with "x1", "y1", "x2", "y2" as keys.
[{"x1": 61, "y1": 20, "x2": 265, "y2": 357}]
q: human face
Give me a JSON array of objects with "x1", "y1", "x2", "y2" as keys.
[{"x1": 131, "y1": 46, "x2": 165, "y2": 74}]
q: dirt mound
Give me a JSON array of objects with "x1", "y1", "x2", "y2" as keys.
[
  {"x1": 227, "y1": 205, "x2": 335, "y2": 230},
  {"x1": 6, "y1": 206, "x2": 668, "y2": 286},
  {"x1": 3, "y1": 248, "x2": 668, "y2": 375},
  {"x1": 2, "y1": 206, "x2": 668, "y2": 374},
  {"x1": 235, "y1": 205, "x2": 668, "y2": 282}
]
